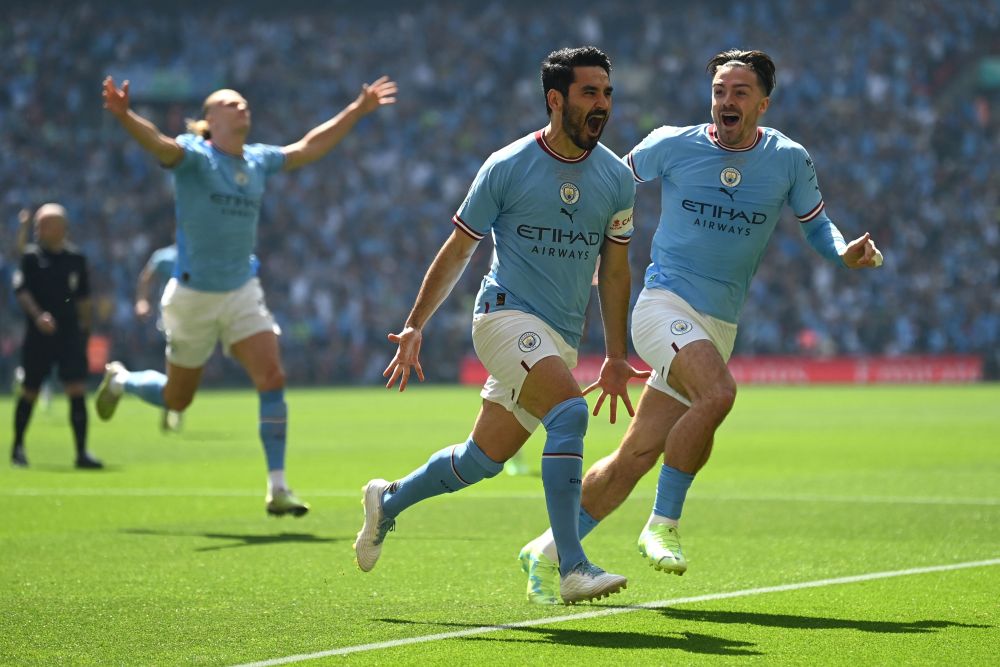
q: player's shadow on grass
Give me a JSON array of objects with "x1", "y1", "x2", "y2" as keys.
[
  {"x1": 122, "y1": 528, "x2": 343, "y2": 552},
  {"x1": 376, "y1": 619, "x2": 761, "y2": 656},
  {"x1": 658, "y1": 608, "x2": 992, "y2": 633},
  {"x1": 29, "y1": 463, "x2": 122, "y2": 473}
]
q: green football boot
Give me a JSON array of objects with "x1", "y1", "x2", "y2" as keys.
[
  {"x1": 266, "y1": 488, "x2": 310, "y2": 517},
  {"x1": 637, "y1": 523, "x2": 687, "y2": 575},
  {"x1": 518, "y1": 542, "x2": 561, "y2": 605}
]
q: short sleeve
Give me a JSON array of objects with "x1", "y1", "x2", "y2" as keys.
[
  {"x1": 624, "y1": 127, "x2": 670, "y2": 183},
  {"x1": 452, "y1": 160, "x2": 503, "y2": 241}
]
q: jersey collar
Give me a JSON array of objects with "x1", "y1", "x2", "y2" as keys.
[
  {"x1": 534, "y1": 130, "x2": 592, "y2": 163},
  {"x1": 708, "y1": 125, "x2": 763, "y2": 152}
]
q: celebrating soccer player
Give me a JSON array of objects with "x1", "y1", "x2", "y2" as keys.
[
  {"x1": 519, "y1": 49, "x2": 884, "y2": 602},
  {"x1": 355, "y1": 47, "x2": 647, "y2": 604},
  {"x1": 96, "y1": 73, "x2": 397, "y2": 516}
]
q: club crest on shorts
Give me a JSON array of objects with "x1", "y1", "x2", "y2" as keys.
[
  {"x1": 560, "y1": 182, "x2": 580, "y2": 205},
  {"x1": 720, "y1": 167, "x2": 741, "y2": 187},
  {"x1": 518, "y1": 331, "x2": 542, "y2": 352},
  {"x1": 670, "y1": 319, "x2": 693, "y2": 336}
]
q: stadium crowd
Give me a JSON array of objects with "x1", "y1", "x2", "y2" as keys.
[{"x1": 2, "y1": 0, "x2": 998, "y2": 386}]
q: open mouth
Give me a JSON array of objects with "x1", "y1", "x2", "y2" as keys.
[
  {"x1": 586, "y1": 114, "x2": 606, "y2": 133},
  {"x1": 720, "y1": 112, "x2": 740, "y2": 128}
]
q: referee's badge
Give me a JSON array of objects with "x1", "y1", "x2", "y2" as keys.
[
  {"x1": 670, "y1": 319, "x2": 693, "y2": 336},
  {"x1": 720, "y1": 167, "x2": 742, "y2": 187},
  {"x1": 68, "y1": 272, "x2": 79, "y2": 292},
  {"x1": 560, "y1": 182, "x2": 580, "y2": 205},
  {"x1": 518, "y1": 331, "x2": 542, "y2": 352}
]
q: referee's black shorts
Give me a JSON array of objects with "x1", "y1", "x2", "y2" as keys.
[{"x1": 21, "y1": 331, "x2": 88, "y2": 389}]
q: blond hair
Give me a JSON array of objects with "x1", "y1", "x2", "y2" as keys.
[{"x1": 185, "y1": 118, "x2": 211, "y2": 139}]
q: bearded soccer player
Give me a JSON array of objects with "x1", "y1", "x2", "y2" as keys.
[{"x1": 356, "y1": 46, "x2": 647, "y2": 605}]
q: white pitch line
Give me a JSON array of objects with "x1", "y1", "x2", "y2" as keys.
[
  {"x1": 233, "y1": 557, "x2": 1000, "y2": 667},
  {"x1": 4, "y1": 488, "x2": 1000, "y2": 506}
]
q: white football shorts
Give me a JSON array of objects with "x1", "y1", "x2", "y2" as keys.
[
  {"x1": 472, "y1": 309, "x2": 578, "y2": 433},
  {"x1": 630, "y1": 287, "x2": 737, "y2": 406},
  {"x1": 160, "y1": 277, "x2": 281, "y2": 368}
]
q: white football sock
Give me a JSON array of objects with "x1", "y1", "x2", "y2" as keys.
[
  {"x1": 647, "y1": 513, "x2": 679, "y2": 528},
  {"x1": 268, "y1": 470, "x2": 287, "y2": 493}
]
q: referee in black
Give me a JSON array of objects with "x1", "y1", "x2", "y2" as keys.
[{"x1": 11, "y1": 204, "x2": 102, "y2": 469}]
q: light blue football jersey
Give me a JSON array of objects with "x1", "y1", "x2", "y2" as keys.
[
  {"x1": 626, "y1": 124, "x2": 846, "y2": 324},
  {"x1": 170, "y1": 134, "x2": 285, "y2": 292},
  {"x1": 454, "y1": 130, "x2": 635, "y2": 348}
]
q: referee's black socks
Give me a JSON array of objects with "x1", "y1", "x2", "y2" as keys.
[
  {"x1": 69, "y1": 395, "x2": 87, "y2": 454},
  {"x1": 13, "y1": 396, "x2": 35, "y2": 447}
]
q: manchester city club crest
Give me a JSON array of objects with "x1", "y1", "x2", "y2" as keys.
[
  {"x1": 560, "y1": 182, "x2": 580, "y2": 205},
  {"x1": 720, "y1": 166, "x2": 742, "y2": 187},
  {"x1": 518, "y1": 331, "x2": 542, "y2": 352},
  {"x1": 234, "y1": 170, "x2": 249, "y2": 186},
  {"x1": 670, "y1": 319, "x2": 694, "y2": 336}
]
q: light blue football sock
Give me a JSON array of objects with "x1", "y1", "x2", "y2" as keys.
[
  {"x1": 578, "y1": 506, "x2": 600, "y2": 540},
  {"x1": 541, "y1": 397, "x2": 588, "y2": 576},
  {"x1": 259, "y1": 389, "x2": 287, "y2": 472},
  {"x1": 652, "y1": 464, "x2": 695, "y2": 520},
  {"x1": 123, "y1": 370, "x2": 166, "y2": 407},
  {"x1": 382, "y1": 437, "x2": 502, "y2": 518}
]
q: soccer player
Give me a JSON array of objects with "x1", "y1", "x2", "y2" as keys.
[
  {"x1": 134, "y1": 241, "x2": 183, "y2": 432},
  {"x1": 10, "y1": 204, "x2": 103, "y2": 469},
  {"x1": 96, "y1": 74, "x2": 397, "y2": 516},
  {"x1": 355, "y1": 47, "x2": 646, "y2": 605},
  {"x1": 518, "y1": 49, "x2": 884, "y2": 602}
]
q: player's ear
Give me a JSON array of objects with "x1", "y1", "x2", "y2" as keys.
[
  {"x1": 758, "y1": 96, "x2": 770, "y2": 115},
  {"x1": 546, "y1": 88, "x2": 564, "y2": 115}
]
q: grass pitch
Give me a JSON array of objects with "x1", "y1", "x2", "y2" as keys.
[{"x1": 1, "y1": 384, "x2": 998, "y2": 665}]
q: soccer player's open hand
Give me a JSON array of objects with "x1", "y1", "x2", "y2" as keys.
[
  {"x1": 102, "y1": 76, "x2": 131, "y2": 117},
  {"x1": 841, "y1": 232, "x2": 883, "y2": 269},
  {"x1": 583, "y1": 357, "x2": 650, "y2": 424},
  {"x1": 356, "y1": 76, "x2": 398, "y2": 115},
  {"x1": 384, "y1": 326, "x2": 425, "y2": 392}
]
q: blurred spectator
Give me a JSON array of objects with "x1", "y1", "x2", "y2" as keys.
[{"x1": 2, "y1": 0, "x2": 998, "y2": 386}]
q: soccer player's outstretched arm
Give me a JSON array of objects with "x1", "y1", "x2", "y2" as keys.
[
  {"x1": 102, "y1": 76, "x2": 183, "y2": 167},
  {"x1": 383, "y1": 229, "x2": 479, "y2": 392},
  {"x1": 282, "y1": 76, "x2": 397, "y2": 171},
  {"x1": 583, "y1": 240, "x2": 650, "y2": 423}
]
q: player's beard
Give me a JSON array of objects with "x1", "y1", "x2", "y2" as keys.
[{"x1": 563, "y1": 105, "x2": 606, "y2": 151}]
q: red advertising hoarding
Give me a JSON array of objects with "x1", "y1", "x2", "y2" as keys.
[{"x1": 458, "y1": 355, "x2": 983, "y2": 385}]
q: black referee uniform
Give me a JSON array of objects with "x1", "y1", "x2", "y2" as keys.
[{"x1": 11, "y1": 240, "x2": 102, "y2": 468}]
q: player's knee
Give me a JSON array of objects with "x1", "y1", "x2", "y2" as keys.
[
  {"x1": 541, "y1": 396, "x2": 589, "y2": 441},
  {"x1": 256, "y1": 366, "x2": 286, "y2": 392},
  {"x1": 692, "y1": 378, "x2": 736, "y2": 420},
  {"x1": 453, "y1": 438, "x2": 504, "y2": 485},
  {"x1": 707, "y1": 380, "x2": 737, "y2": 417}
]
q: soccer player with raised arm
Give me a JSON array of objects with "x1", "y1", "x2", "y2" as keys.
[
  {"x1": 355, "y1": 47, "x2": 646, "y2": 604},
  {"x1": 96, "y1": 74, "x2": 396, "y2": 516},
  {"x1": 519, "y1": 49, "x2": 884, "y2": 603}
]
